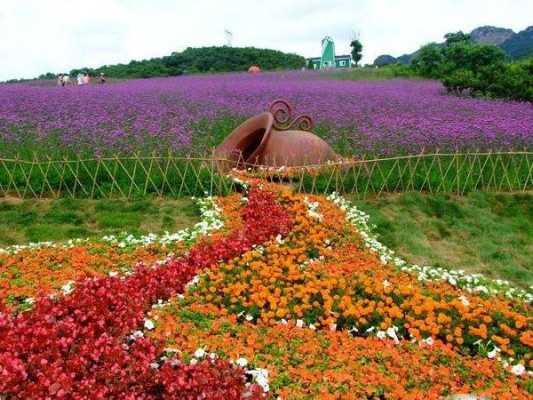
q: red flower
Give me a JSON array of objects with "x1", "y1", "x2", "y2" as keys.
[{"x1": 0, "y1": 188, "x2": 287, "y2": 398}]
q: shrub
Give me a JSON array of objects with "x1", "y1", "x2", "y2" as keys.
[{"x1": 413, "y1": 36, "x2": 532, "y2": 102}]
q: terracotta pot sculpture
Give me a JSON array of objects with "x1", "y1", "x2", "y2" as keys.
[
  {"x1": 248, "y1": 65, "x2": 261, "y2": 74},
  {"x1": 214, "y1": 100, "x2": 340, "y2": 171}
]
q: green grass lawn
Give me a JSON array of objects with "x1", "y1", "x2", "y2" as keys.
[
  {"x1": 332, "y1": 65, "x2": 418, "y2": 80},
  {"x1": 0, "y1": 197, "x2": 198, "y2": 246},
  {"x1": 352, "y1": 192, "x2": 533, "y2": 288}
]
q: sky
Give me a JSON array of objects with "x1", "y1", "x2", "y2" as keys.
[{"x1": 1, "y1": 0, "x2": 532, "y2": 81}]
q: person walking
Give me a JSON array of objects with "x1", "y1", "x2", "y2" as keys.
[
  {"x1": 99, "y1": 72, "x2": 106, "y2": 84},
  {"x1": 77, "y1": 73, "x2": 83, "y2": 85},
  {"x1": 83, "y1": 73, "x2": 90, "y2": 85},
  {"x1": 57, "y1": 74, "x2": 64, "y2": 87}
]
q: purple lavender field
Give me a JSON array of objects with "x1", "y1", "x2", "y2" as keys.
[{"x1": 1, "y1": 71, "x2": 532, "y2": 156}]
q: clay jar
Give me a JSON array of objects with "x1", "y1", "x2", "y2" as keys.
[{"x1": 214, "y1": 100, "x2": 340, "y2": 171}]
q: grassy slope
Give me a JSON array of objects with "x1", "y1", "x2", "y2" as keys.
[
  {"x1": 0, "y1": 197, "x2": 198, "y2": 245},
  {"x1": 331, "y1": 65, "x2": 418, "y2": 80},
  {"x1": 352, "y1": 192, "x2": 533, "y2": 287}
]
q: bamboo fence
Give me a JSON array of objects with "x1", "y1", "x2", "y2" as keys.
[{"x1": 0, "y1": 151, "x2": 531, "y2": 199}]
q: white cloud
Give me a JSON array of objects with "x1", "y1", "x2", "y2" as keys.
[{"x1": 1, "y1": 0, "x2": 531, "y2": 80}]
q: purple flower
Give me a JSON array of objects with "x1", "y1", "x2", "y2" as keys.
[{"x1": 1, "y1": 71, "x2": 531, "y2": 156}]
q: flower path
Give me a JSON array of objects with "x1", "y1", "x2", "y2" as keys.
[{"x1": 0, "y1": 179, "x2": 531, "y2": 399}]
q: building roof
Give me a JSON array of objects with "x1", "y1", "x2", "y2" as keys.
[{"x1": 307, "y1": 55, "x2": 352, "y2": 61}]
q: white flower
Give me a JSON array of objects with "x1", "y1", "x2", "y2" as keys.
[
  {"x1": 61, "y1": 281, "x2": 74, "y2": 295},
  {"x1": 326, "y1": 192, "x2": 533, "y2": 303},
  {"x1": 194, "y1": 348, "x2": 206, "y2": 358},
  {"x1": 235, "y1": 357, "x2": 248, "y2": 367},
  {"x1": 163, "y1": 347, "x2": 178, "y2": 353},
  {"x1": 1, "y1": 195, "x2": 225, "y2": 256},
  {"x1": 487, "y1": 347, "x2": 499, "y2": 359},
  {"x1": 329, "y1": 324, "x2": 337, "y2": 332},
  {"x1": 144, "y1": 319, "x2": 155, "y2": 330},
  {"x1": 186, "y1": 275, "x2": 200, "y2": 288},
  {"x1": 304, "y1": 197, "x2": 323, "y2": 221},
  {"x1": 247, "y1": 368, "x2": 269, "y2": 392},
  {"x1": 458, "y1": 295, "x2": 470, "y2": 307},
  {"x1": 473, "y1": 285, "x2": 489, "y2": 294},
  {"x1": 130, "y1": 330, "x2": 144, "y2": 340},
  {"x1": 376, "y1": 330, "x2": 386, "y2": 340},
  {"x1": 348, "y1": 326, "x2": 358, "y2": 335},
  {"x1": 382, "y1": 279, "x2": 391, "y2": 288},
  {"x1": 511, "y1": 364, "x2": 525, "y2": 376},
  {"x1": 296, "y1": 319, "x2": 304, "y2": 328},
  {"x1": 189, "y1": 358, "x2": 198, "y2": 365},
  {"x1": 422, "y1": 337, "x2": 434, "y2": 346},
  {"x1": 386, "y1": 327, "x2": 400, "y2": 344}
]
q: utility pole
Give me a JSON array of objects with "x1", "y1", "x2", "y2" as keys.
[{"x1": 224, "y1": 29, "x2": 233, "y2": 47}]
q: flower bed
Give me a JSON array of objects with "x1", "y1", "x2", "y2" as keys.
[
  {"x1": 0, "y1": 180, "x2": 531, "y2": 398},
  {"x1": 0, "y1": 188, "x2": 290, "y2": 398},
  {"x1": 2, "y1": 73, "x2": 533, "y2": 156},
  {"x1": 0, "y1": 195, "x2": 237, "y2": 312}
]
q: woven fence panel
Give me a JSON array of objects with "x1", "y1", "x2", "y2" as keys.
[
  {"x1": 0, "y1": 155, "x2": 237, "y2": 199},
  {"x1": 288, "y1": 151, "x2": 533, "y2": 198},
  {"x1": 0, "y1": 152, "x2": 531, "y2": 199}
]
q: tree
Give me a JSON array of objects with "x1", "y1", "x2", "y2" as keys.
[
  {"x1": 350, "y1": 40, "x2": 363, "y2": 66},
  {"x1": 444, "y1": 31, "x2": 471, "y2": 46},
  {"x1": 49, "y1": 47, "x2": 307, "y2": 81},
  {"x1": 412, "y1": 30, "x2": 530, "y2": 101},
  {"x1": 411, "y1": 43, "x2": 445, "y2": 78},
  {"x1": 443, "y1": 42, "x2": 505, "y2": 73},
  {"x1": 38, "y1": 72, "x2": 57, "y2": 80}
]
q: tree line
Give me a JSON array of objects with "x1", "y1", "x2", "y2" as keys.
[
  {"x1": 66, "y1": 46, "x2": 306, "y2": 79},
  {"x1": 411, "y1": 32, "x2": 532, "y2": 102}
]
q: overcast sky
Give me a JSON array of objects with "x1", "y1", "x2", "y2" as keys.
[{"x1": 1, "y1": 0, "x2": 531, "y2": 81}]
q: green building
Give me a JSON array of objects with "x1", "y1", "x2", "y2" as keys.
[{"x1": 307, "y1": 36, "x2": 352, "y2": 69}]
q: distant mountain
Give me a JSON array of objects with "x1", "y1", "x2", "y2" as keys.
[
  {"x1": 470, "y1": 26, "x2": 514, "y2": 45},
  {"x1": 373, "y1": 54, "x2": 397, "y2": 66},
  {"x1": 396, "y1": 51, "x2": 419, "y2": 65},
  {"x1": 373, "y1": 25, "x2": 533, "y2": 65},
  {"x1": 500, "y1": 26, "x2": 533, "y2": 59}
]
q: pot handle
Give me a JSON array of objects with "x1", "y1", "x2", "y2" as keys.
[{"x1": 269, "y1": 99, "x2": 314, "y2": 132}]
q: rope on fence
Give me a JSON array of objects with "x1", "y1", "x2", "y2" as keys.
[{"x1": 0, "y1": 151, "x2": 531, "y2": 199}]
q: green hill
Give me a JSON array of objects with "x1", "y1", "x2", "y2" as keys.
[
  {"x1": 69, "y1": 46, "x2": 306, "y2": 79},
  {"x1": 501, "y1": 26, "x2": 533, "y2": 59}
]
